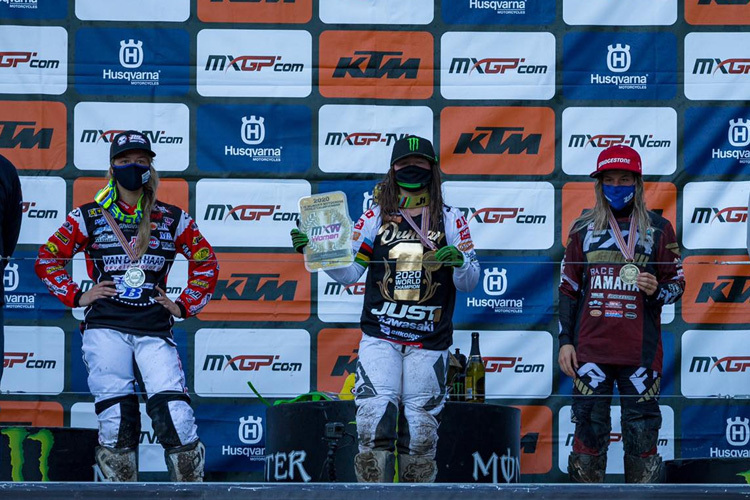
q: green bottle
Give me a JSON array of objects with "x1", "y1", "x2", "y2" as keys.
[{"x1": 464, "y1": 332, "x2": 485, "y2": 403}]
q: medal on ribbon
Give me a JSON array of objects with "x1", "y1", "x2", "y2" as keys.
[
  {"x1": 399, "y1": 208, "x2": 441, "y2": 272},
  {"x1": 101, "y1": 208, "x2": 145, "y2": 288},
  {"x1": 607, "y1": 210, "x2": 639, "y2": 286}
]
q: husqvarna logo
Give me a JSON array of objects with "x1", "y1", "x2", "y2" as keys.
[
  {"x1": 483, "y1": 267, "x2": 507, "y2": 296},
  {"x1": 726, "y1": 417, "x2": 750, "y2": 447},
  {"x1": 3, "y1": 262, "x2": 19, "y2": 292},
  {"x1": 241, "y1": 116, "x2": 265, "y2": 146},
  {"x1": 728, "y1": 119, "x2": 750, "y2": 148},
  {"x1": 238, "y1": 415, "x2": 263, "y2": 445},
  {"x1": 607, "y1": 44, "x2": 631, "y2": 73},
  {"x1": 119, "y1": 39, "x2": 143, "y2": 69}
]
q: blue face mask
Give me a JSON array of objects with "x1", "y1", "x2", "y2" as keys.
[{"x1": 602, "y1": 184, "x2": 635, "y2": 211}]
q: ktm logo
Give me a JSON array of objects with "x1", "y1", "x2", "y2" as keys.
[
  {"x1": 696, "y1": 276, "x2": 750, "y2": 303},
  {"x1": 0, "y1": 121, "x2": 53, "y2": 150},
  {"x1": 454, "y1": 127, "x2": 541, "y2": 155},
  {"x1": 330, "y1": 350, "x2": 358, "y2": 377},
  {"x1": 333, "y1": 51, "x2": 419, "y2": 79},
  {"x1": 213, "y1": 273, "x2": 297, "y2": 301}
]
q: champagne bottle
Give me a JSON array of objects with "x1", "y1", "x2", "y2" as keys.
[
  {"x1": 464, "y1": 332, "x2": 485, "y2": 403},
  {"x1": 452, "y1": 348, "x2": 467, "y2": 402}
]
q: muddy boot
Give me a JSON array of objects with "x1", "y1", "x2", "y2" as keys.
[
  {"x1": 353, "y1": 450, "x2": 396, "y2": 483},
  {"x1": 399, "y1": 454, "x2": 437, "y2": 483},
  {"x1": 95, "y1": 446, "x2": 138, "y2": 482},
  {"x1": 165, "y1": 440, "x2": 205, "y2": 482},
  {"x1": 624, "y1": 454, "x2": 664, "y2": 483},
  {"x1": 568, "y1": 452, "x2": 606, "y2": 483}
]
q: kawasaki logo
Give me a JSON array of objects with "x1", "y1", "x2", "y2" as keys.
[{"x1": 1, "y1": 428, "x2": 53, "y2": 481}]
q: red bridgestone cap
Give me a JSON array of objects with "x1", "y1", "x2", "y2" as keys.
[{"x1": 590, "y1": 145, "x2": 642, "y2": 178}]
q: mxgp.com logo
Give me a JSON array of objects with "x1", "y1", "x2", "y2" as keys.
[
  {"x1": 0, "y1": 51, "x2": 59, "y2": 69},
  {"x1": 448, "y1": 57, "x2": 548, "y2": 75},
  {"x1": 202, "y1": 354, "x2": 302, "y2": 372},
  {"x1": 692, "y1": 58, "x2": 750, "y2": 75},
  {"x1": 484, "y1": 357, "x2": 544, "y2": 373},
  {"x1": 204, "y1": 55, "x2": 303, "y2": 73},
  {"x1": 689, "y1": 356, "x2": 750, "y2": 373},
  {"x1": 3, "y1": 352, "x2": 57, "y2": 370},
  {"x1": 203, "y1": 204, "x2": 298, "y2": 222},
  {"x1": 458, "y1": 207, "x2": 546, "y2": 225},
  {"x1": 691, "y1": 206, "x2": 748, "y2": 224}
]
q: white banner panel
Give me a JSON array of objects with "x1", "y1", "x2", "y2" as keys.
[
  {"x1": 197, "y1": 29, "x2": 312, "y2": 98},
  {"x1": 563, "y1": 0, "x2": 677, "y2": 26},
  {"x1": 74, "y1": 102, "x2": 189, "y2": 172},
  {"x1": 320, "y1": 0, "x2": 433, "y2": 24},
  {"x1": 196, "y1": 179, "x2": 310, "y2": 248},
  {"x1": 1, "y1": 326, "x2": 65, "y2": 395},
  {"x1": 558, "y1": 405, "x2": 675, "y2": 473},
  {"x1": 453, "y1": 330, "x2": 553, "y2": 399},
  {"x1": 562, "y1": 107, "x2": 677, "y2": 176},
  {"x1": 682, "y1": 330, "x2": 750, "y2": 398},
  {"x1": 194, "y1": 328, "x2": 311, "y2": 398},
  {"x1": 441, "y1": 32, "x2": 555, "y2": 100},
  {"x1": 70, "y1": 402, "x2": 166, "y2": 472},
  {"x1": 685, "y1": 33, "x2": 750, "y2": 101},
  {"x1": 443, "y1": 181, "x2": 555, "y2": 250},
  {"x1": 75, "y1": 0, "x2": 190, "y2": 21},
  {"x1": 0, "y1": 26, "x2": 67, "y2": 95},
  {"x1": 317, "y1": 270, "x2": 367, "y2": 323},
  {"x1": 19, "y1": 176, "x2": 66, "y2": 246},
  {"x1": 682, "y1": 181, "x2": 750, "y2": 250},
  {"x1": 318, "y1": 105, "x2": 433, "y2": 174}
]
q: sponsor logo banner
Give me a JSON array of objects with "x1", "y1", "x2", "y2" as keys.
[
  {"x1": 199, "y1": 253, "x2": 310, "y2": 322},
  {"x1": 685, "y1": 33, "x2": 750, "y2": 101},
  {"x1": 453, "y1": 330, "x2": 553, "y2": 399},
  {"x1": 441, "y1": 32, "x2": 555, "y2": 100},
  {"x1": 1, "y1": 326, "x2": 64, "y2": 395},
  {"x1": 318, "y1": 180, "x2": 378, "y2": 223},
  {"x1": 194, "y1": 328, "x2": 311, "y2": 398},
  {"x1": 442, "y1": 0, "x2": 555, "y2": 25},
  {"x1": 320, "y1": 0, "x2": 433, "y2": 24},
  {"x1": 0, "y1": 26, "x2": 67, "y2": 95},
  {"x1": 563, "y1": 0, "x2": 677, "y2": 25},
  {"x1": 0, "y1": 0, "x2": 66, "y2": 19},
  {"x1": 558, "y1": 405, "x2": 674, "y2": 473},
  {"x1": 198, "y1": 0, "x2": 311, "y2": 23},
  {"x1": 197, "y1": 29, "x2": 312, "y2": 98},
  {"x1": 316, "y1": 328, "x2": 361, "y2": 394},
  {"x1": 683, "y1": 181, "x2": 749, "y2": 250},
  {"x1": 513, "y1": 406, "x2": 553, "y2": 475},
  {"x1": 196, "y1": 179, "x2": 310, "y2": 248},
  {"x1": 440, "y1": 106, "x2": 554, "y2": 175},
  {"x1": 75, "y1": 28, "x2": 190, "y2": 96},
  {"x1": 563, "y1": 33, "x2": 676, "y2": 100},
  {"x1": 0, "y1": 101, "x2": 66, "y2": 170},
  {"x1": 71, "y1": 402, "x2": 166, "y2": 472},
  {"x1": 682, "y1": 257, "x2": 750, "y2": 325},
  {"x1": 561, "y1": 182, "x2": 677, "y2": 247},
  {"x1": 317, "y1": 272, "x2": 367, "y2": 324},
  {"x1": 443, "y1": 181, "x2": 555, "y2": 250},
  {"x1": 76, "y1": 0, "x2": 190, "y2": 21},
  {"x1": 681, "y1": 330, "x2": 750, "y2": 397},
  {"x1": 3, "y1": 250, "x2": 66, "y2": 319},
  {"x1": 0, "y1": 401, "x2": 63, "y2": 427},
  {"x1": 319, "y1": 31, "x2": 433, "y2": 100},
  {"x1": 318, "y1": 105, "x2": 433, "y2": 174},
  {"x1": 682, "y1": 406, "x2": 750, "y2": 459},
  {"x1": 686, "y1": 0, "x2": 750, "y2": 26},
  {"x1": 73, "y1": 102, "x2": 189, "y2": 172},
  {"x1": 454, "y1": 256, "x2": 554, "y2": 326},
  {"x1": 684, "y1": 107, "x2": 750, "y2": 175},
  {"x1": 19, "y1": 176, "x2": 65, "y2": 245},
  {"x1": 562, "y1": 107, "x2": 677, "y2": 176},
  {"x1": 195, "y1": 404, "x2": 267, "y2": 472},
  {"x1": 196, "y1": 105, "x2": 311, "y2": 174}
]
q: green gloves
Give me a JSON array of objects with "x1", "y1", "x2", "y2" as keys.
[
  {"x1": 290, "y1": 228, "x2": 309, "y2": 254},
  {"x1": 435, "y1": 245, "x2": 464, "y2": 268}
]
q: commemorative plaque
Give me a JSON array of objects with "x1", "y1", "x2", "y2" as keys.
[{"x1": 298, "y1": 191, "x2": 353, "y2": 272}]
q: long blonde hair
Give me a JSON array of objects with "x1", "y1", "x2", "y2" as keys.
[
  {"x1": 571, "y1": 176, "x2": 653, "y2": 242},
  {"x1": 374, "y1": 162, "x2": 445, "y2": 232},
  {"x1": 106, "y1": 163, "x2": 160, "y2": 258}
]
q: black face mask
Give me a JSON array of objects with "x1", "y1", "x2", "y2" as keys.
[
  {"x1": 112, "y1": 163, "x2": 150, "y2": 191},
  {"x1": 394, "y1": 165, "x2": 433, "y2": 192}
]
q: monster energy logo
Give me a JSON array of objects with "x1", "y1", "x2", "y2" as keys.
[
  {"x1": 408, "y1": 137, "x2": 419, "y2": 151},
  {"x1": 1, "y1": 428, "x2": 54, "y2": 481}
]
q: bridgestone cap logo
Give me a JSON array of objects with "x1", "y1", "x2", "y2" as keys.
[
  {"x1": 408, "y1": 137, "x2": 419, "y2": 151},
  {"x1": 598, "y1": 157, "x2": 630, "y2": 168}
]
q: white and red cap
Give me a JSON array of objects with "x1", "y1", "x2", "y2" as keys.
[{"x1": 590, "y1": 144, "x2": 642, "y2": 178}]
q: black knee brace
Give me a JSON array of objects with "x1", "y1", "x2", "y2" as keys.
[
  {"x1": 95, "y1": 394, "x2": 141, "y2": 449},
  {"x1": 146, "y1": 391, "x2": 192, "y2": 449}
]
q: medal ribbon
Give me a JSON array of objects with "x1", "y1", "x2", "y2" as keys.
[
  {"x1": 399, "y1": 207, "x2": 437, "y2": 251},
  {"x1": 101, "y1": 208, "x2": 140, "y2": 265},
  {"x1": 607, "y1": 210, "x2": 637, "y2": 262}
]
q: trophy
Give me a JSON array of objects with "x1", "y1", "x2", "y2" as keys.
[{"x1": 298, "y1": 191, "x2": 353, "y2": 272}]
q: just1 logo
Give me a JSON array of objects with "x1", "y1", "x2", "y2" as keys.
[
  {"x1": 682, "y1": 256, "x2": 750, "y2": 324},
  {"x1": 194, "y1": 328, "x2": 310, "y2": 397},
  {"x1": 685, "y1": 33, "x2": 750, "y2": 100},
  {"x1": 319, "y1": 31, "x2": 433, "y2": 100},
  {"x1": 686, "y1": 0, "x2": 750, "y2": 25},
  {"x1": 0, "y1": 26, "x2": 67, "y2": 95},
  {"x1": 681, "y1": 330, "x2": 750, "y2": 397},
  {"x1": 683, "y1": 182, "x2": 750, "y2": 250},
  {"x1": 0, "y1": 101, "x2": 66, "y2": 170},
  {"x1": 441, "y1": 32, "x2": 555, "y2": 100}
]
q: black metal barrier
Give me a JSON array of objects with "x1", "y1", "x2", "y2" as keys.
[
  {"x1": 665, "y1": 458, "x2": 750, "y2": 484},
  {"x1": 264, "y1": 401, "x2": 521, "y2": 483}
]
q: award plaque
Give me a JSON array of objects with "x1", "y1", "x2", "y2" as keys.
[{"x1": 298, "y1": 191, "x2": 354, "y2": 272}]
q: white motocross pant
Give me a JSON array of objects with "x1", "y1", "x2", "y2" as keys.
[
  {"x1": 81, "y1": 328, "x2": 198, "y2": 449},
  {"x1": 354, "y1": 334, "x2": 448, "y2": 458}
]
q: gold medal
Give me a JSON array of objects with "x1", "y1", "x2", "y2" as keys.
[
  {"x1": 619, "y1": 263, "x2": 640, "y2": 286},
  {"x1": 422, "y1": 250, "x2": 442, "y2": 272}
]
